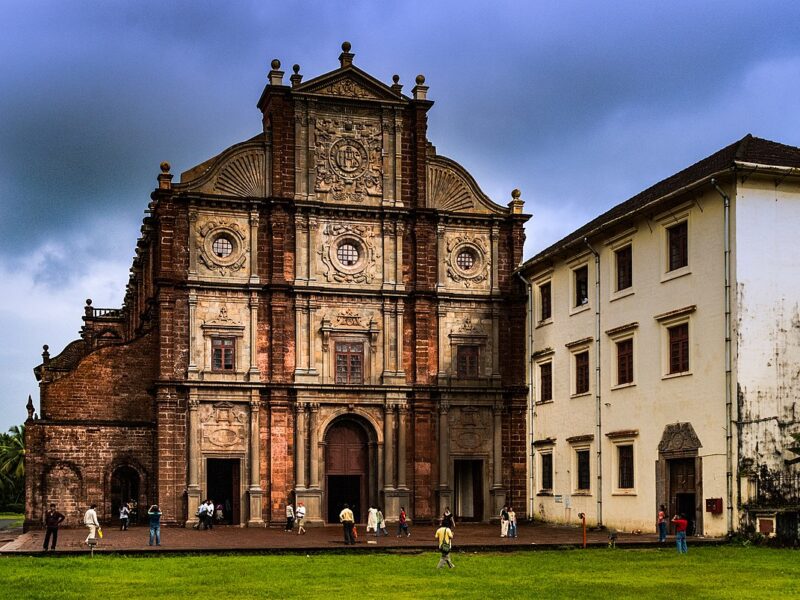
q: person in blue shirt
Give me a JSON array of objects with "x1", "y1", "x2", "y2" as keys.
[{"x1": 148, "y1": 504, "x2": 162, "y2": 546}]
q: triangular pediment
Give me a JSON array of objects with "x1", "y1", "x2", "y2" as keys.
[{"x1": 295, "y1": 66, "x2": 407, "y2": 103}]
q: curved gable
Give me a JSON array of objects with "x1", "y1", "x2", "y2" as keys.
[
  {"x1": 427, "y1": 155, "x2": 507, "y2": 215},
  {"x1": 176, "y1": 135, "x2": 267, "y2": 198}
]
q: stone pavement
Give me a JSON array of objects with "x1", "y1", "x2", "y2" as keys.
[{"x1": 0, "y1": 522, "x2": 724, "y2": 555}]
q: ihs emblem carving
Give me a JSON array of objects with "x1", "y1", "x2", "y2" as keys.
[{"x1": 315, "y1": 118, "x2": 383, "y2": 203}]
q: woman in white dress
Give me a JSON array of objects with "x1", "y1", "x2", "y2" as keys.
[{"x1": 366, "y1": 505, "x2": 378, "y2": 535}]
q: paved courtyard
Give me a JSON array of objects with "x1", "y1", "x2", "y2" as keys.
[{"x1": 0, "y1": 521, "x2": 723, "y2": 554}]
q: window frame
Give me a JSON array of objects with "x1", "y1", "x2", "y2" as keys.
[
  {"x1": 615, "y1": 244, "x2": 633, "y2": 292},
  {"x1": 667, "y1": 220, "x2": 688, "y2": 272},
  {"x1": 656, "y1": 308, "x2": 694, "y2": 379},
  {"x1": 456, "y1": 344, "x2": 480, "y2": 379},
  {"x1": 668, "y1": 322, "x2": 690, "y2": 375},
  {"x1": 574, "y1": 446, "x2": 591, "y2": 494},
  {"x1": 573, "y1": 265, "x2": 589, "y2": 309},
  {"x1": 616, "y1": 337, "x2": 634, "y2": 386},
  {"x1": 574, "y1": 350, "x2": 590, "y2": 396},
  {"x1": 537, "y1": 359, "x2": 553, "y2": 403},
  {"x1": 617, "y1": 444, "x2": 635, "y2": 490},
  {"x1": 335, "y1": 341, "x2": 365, "y2": 385},
  {"x1": 211, "y1": 337, "x2": 236, "y2": 372},
  {"x1": 539, "y1": 280, "x2": 552, "y2": 323},
  {"x1": 657, "y1": 206, "x2": 692, "y2": 283},
  {"x1": 539, "y1": 451, "x2": 554, "y2": 493}
]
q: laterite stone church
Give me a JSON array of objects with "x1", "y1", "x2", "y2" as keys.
[{"x1": 25, "y1": 44, "x2": 530, "y2": 528}]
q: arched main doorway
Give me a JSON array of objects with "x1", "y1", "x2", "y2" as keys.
[
  {"x1": 325, "y1": 419, "x2": 370, "y2": 523},
  {"x1": 110, "y1": 466, "x2": 140, "y2": 523}
]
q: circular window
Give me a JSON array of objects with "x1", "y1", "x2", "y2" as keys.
[
  {"x1": 456, "y1": 249, "x2": 476, "y2": 271},
  {"x1": 212, "y1": 236, "x2": 233, "y2": 258},
  {"x1": 337, "y1": 242, "x2": 360, "y2": 266}
]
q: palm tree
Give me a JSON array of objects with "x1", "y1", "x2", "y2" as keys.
[{"x1": 0, "y1": 425, "x2": 25, "y2": 481}]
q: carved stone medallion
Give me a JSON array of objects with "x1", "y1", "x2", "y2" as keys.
[
  {"x1": 315, "y1": 117, "x2": 383, "y2": 203},
  {"x1": 445, "y1": 232, "x2": 489, "y2": 287}
]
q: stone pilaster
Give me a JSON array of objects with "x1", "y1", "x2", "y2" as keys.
[
  {"x1": 185, "y1": 392, "x2": 201, "y2": 527},
  {"x1": 247, "y1": 391, "x2": 264, "y2": 526}
]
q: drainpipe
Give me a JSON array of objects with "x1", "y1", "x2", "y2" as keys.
[
  {"x1": 583, "y1": 238, "x2": 602, "y2": 528},
  {"x1": 516, "y1": 271, "x2": 536, "y2": 521},
  {"x1": 711, "y1": 178, "x2": 734, "y2": 535}
]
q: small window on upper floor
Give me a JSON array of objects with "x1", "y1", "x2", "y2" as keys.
[
  {"x1": 616, "y1": 338, "x2": 634, "y2": 385},
  {"x1": 615, "y1": 245, "x2": 632, "y2": 291},
  {"x1": 667, "y1": 221, "x2": 688, "y2": 272},
  {"x1": 456, "y1": 345, "x2": 480, "y2": 378},
  {"x1": 335, "y1": 342, "x2": 364, "y2": 384},
  {"x1": 540, "y1": 452, "x2": 553, "y2": 491},
  {"x1": 539, "y1": 282, "x2": 552, "y2": 322},
  {"x1": 668, "y1": 323, "x2": 689, "y2": 374},
  {"x1": 574, "y1": 266, "x2": 589, "y2": 307},
  {"x1": 539, "y1": 361, "x2": 553, "y2": 402},
  {"x1": 211, "y1": 337, "x2": 235, "y2": 372}
]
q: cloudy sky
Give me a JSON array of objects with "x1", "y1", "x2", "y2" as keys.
[{"x1": 2, "y1": 0, "x2": 799, "y2": 430}]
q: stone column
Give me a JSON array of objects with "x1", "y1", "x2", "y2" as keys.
[
  {"x1": 490, "y1": 401, "x2": 507, "y2": 517},
  {"x1": 397, "y1": 405, "x2": 407, "y2": 489},
  {"x1": 247, "y1": 392, "x2": 264, "y2": 526},
  {"x1": 308, "y1": 403, "x2": 320, "y2": 488},
  {"x1": 185, "y1": 393, "x2": 201, "y2": 527},
  {"x1": 436, "y1": 223, "x2": 446, "y2": 289},
  {"x1": 248, "y1": 292, "x2": 259, "y2": 380},
  {"x1": 438, "y1": 399, "x2": 452, "y2": 514},
  {"x1": 395, "y1": 222, "x2": 404, "y2": 287},
  {"x1": 249, "y1": 209, "x2": 260, "y2": 284},
  {"x1": 295, "y1": 402, "x2": 306, "y2": 489},
  {"x1": 437, "y1": 306, "x2": 448, "y2": 378},
  {"x1": 395, "y1": 300, "x2": 405, "y2": 375},
  {"x1": 384, "y1": 402, "x2": 395, "y2": 490},
  {"x1": 187, "y1": 292, "x2": 198, "y2": 379}
]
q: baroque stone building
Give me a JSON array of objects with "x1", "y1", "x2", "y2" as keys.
[{"x1": 25, "y1": 44, "x2": 529, "y2": 528}]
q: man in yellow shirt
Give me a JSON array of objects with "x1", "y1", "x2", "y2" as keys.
[
  {"x1": 434, "y1": 522, "x2": 454, "y2": 568},
  {"x1": 339, "y1": 503, "x2": 355, "y2": 545}
]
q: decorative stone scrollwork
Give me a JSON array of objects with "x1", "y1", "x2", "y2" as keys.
[
  {"x1": 316, "y1": 78, "x2": 378, "y2": 99},
  {"x1": 458, "y1": 315, "x2": 485, "y2": 334},
  {"x1": 315, "y1": 117, "x2": 383, "y2": 203},
  {"x1": 318, "y1": 222, "x2": 381, "y2": 284},
  {"x1": 445, "y1": 232, "x2": 489, "y2": 287},
  {"x1": 337, "y1": 309, "x2": 362, "y2": 327},
  {"x1": 200, "y1": 402, "x2": 247, "y2": 451},
  {"x1": 214, "y1": 151, "x2": 265, "y2": 197},
  {"x1": 197, "y1": 219, "x2": 247, "y2": 276}
]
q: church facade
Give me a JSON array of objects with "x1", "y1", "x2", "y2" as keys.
[{"x1": 25, "y1": 44, "x2": 529, "y2": 528}]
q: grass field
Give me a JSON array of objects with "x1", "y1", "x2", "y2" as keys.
[
  {"x1": 0, "y1": 546, "x2": 797, "y2": 599},
  {"x1": 0, "y1": 513, "x2": 23, "y2": 530}
]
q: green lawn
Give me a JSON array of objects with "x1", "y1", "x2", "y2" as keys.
[
  {"x1": 0, "y1": 513, "x2": 23, "y2": 530},
  {"x1": 0, "y1": 546, "x2": 797, "y2": 599}
]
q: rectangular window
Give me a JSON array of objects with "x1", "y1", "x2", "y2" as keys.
[
  {"x1": 541, "y1": 453, "x2": 553, "y2": 491},
  {"x1": 539, "y1": 362, "x2": 553, "y2": 402},
  {"x1": 618, "y1": 444, "x2": 634, "y2": 489},
  {"x1": 615, "y1": 245, "x2": 632, "y2": 291},
  {"x1": 335, "y1": 342, "x2": 364, "y2": 384},
  {"x1": 616, "y1": 338, "x2": 633, "y2": 385},
  {"x1": 211, "y1": 338, "x2": 235, "y2": 371},
  {"x1": 575, "y1": 351, "x2": 589, "y2": 395},
  {"x1": 456, "y1": 345, "x2": 479, "y2": 378},
  {"x1": 574, "y1": 266, "x2": 588, "y2": 307},
  {"x1": 576, "y1": 449, "x2": 591, "y2": 491},
  {"x1": 668, "y1": 323, "x2": 689, "y2": 374},
  {"x1": 539, "y1": 282, "x2": 552, "y2": 321},
  {"x1": 667, "y1": 221, "x2": 688, "y2": 271}
]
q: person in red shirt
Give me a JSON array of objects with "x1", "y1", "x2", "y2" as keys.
[{"x1": 672, "y1": 514, "x2": 688, "y2": 553}]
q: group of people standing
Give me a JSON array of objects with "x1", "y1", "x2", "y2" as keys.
[
  {"x1": 284, "y1": 501, "x2": 307, "y2": 534},
  {"x1": 500, "y1": 505, "x2": 518, "y2": 538},
  {"x1": 194, "y1": 499, "x2": 226, "y2": 530},
  {"x1": 657, "y1": 504, "x2": 690, "y2": 553}
]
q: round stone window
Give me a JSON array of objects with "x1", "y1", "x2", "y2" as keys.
[
  {"x1": 456, "y1": 249, "x2": 476, "y2": 271},
  {"x1": 212, "y1": 236, "x2": 233, "y2": 258},
  {"x1": 337, "y1": 242, "x2": 360, "y2": 266}
]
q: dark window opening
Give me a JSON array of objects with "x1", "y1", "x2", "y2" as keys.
[
  {"x1": 618, "y1": 445, "x2": 634, "y2": 489},
  {"x1": 212, "y1": 337, "x2": 235, "y2": 371},
  {"x1": 456, "y1": 345, "x2": 480, "y2": 378},
  {"x1": 335, "y1": 342, "x2": 364, "y2": 384},
  {"x1": 668, "y1": 323, "x2": 689, "y2": 374},
  {"x1": 574, "y1": 266, "x2": 589, "y2": 307},
  {"x1": 540, "y1": 282, "x2": 552, "y2": 321},
  {"x1": 539, "y1": 362, "x2": 553, "y2": 402},
  {"x1": 667, "y1": 221, "x2": 688, "y2": 271},
  {"x1": 617, "y1": 338, "x2": 633, "y2": 385},
  {"x1": 576, "y1": 449, "x2": 590, "y2": 491},
  {"x1": 575, "y1": 351, "x2": 589, "y2": 394},
  {"x1": 541, "y1": 453, "x2": 553, "y2": 491},
  {"x1": 616, "y1": 245, "x2": 632, "y2": 291}
]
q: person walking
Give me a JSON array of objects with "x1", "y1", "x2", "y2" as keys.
[
  {"x1": 148, "y1": 504, "x2": 162, "y2": 546},
  {"x1": 377, "y1": 507, "x2": 388, "y2": 537},
  {"x1": 435, "y1": 521, "x2": 455, "y2": 569},
  {"x1": 204, "y1": 499, "x2": 215, "y2": 530},
  {"x1": 657, "y1": 505, "x2": 667, "y2": 543},
  {"x1": 672, "y1": 513, "x2": 688, "y2": 554},
  {"x1": 397, "y1": 506, "x2": 411, "y2": 537},
  {"x1": 296, "y1": 501, "x2": 306, "y2": 535},
  {"x1": 285, "y1": 501, "x2": 295, "y2": 532},
  {"x1": 366, "y1": 505, "x2": 378, "y2": 536},
  {"x1": 119, "y1": 503, "x2": 130, "y2": 531},
  {"x1": 442, "y1": 507, "x2": 455, "y2": 530},
  {"x1": 83, "y1": 503, "x2": 100, "y2": 545},
  {"x1": 339, "y1": 503, "x2": 355, "y2": 545},
  {"x1": 42, "y1": 503, "x2": 65, "y2": 551},
  {"x1": 500, "y1": 504, "x2": 509, "y2": 537},
  {"x1": 508, "y1": 506, "x2": 517, "y2": 538}
]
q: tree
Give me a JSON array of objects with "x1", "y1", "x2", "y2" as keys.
[{"x1": 0, "y1": 425, "x2": 25, "y2": 508}]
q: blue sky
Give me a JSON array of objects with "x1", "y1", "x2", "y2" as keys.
[{"x1": 1, "y1": 0, "x2": 800, "y2": 429}]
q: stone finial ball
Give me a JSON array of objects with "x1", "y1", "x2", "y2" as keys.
[
  {"x1": 43, "y1": 344, "x2": 49, "y2": 352},
  {"x1": 160, "y1": 161, "x2": 170, "y2": 173},
  {"x1": 511, "y1": 188, "x2": 521, "y2": 199},
  {"x1": 86, "y1": 298, "x2": 93, "y2": 305},
  {"x1": 415, "y1": 74, "x2": 426, "y2": 85},
  {"x1": 342, "y1": 41, "x2": 352, "y2": 52},
  {"x1": 293, "y1": 64, "x2": 300, "y2": 74},
  {"x1": 392, "y1": 74, "x2": 400, "y2": 84},
  {"x1": 271, "y1": 58, "x2": 281, "y2": 70}
]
